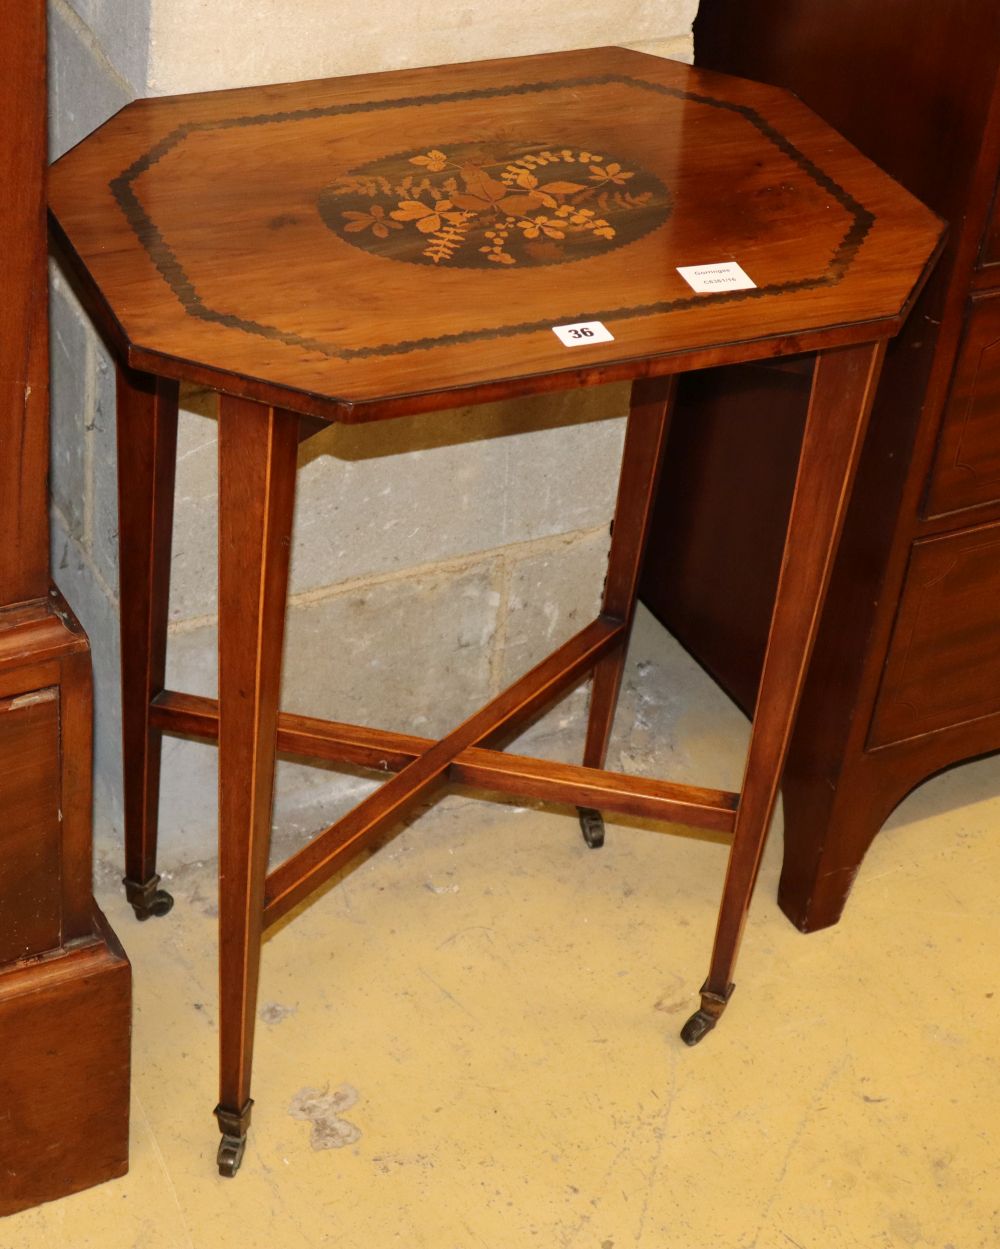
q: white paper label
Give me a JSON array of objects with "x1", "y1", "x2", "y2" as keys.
[
  {"x1": 676, "y1": 262, "x2": 757, "y2": 294},
  {"x1": 552, "y1": 320, "x2": 615, "y2": 347}
]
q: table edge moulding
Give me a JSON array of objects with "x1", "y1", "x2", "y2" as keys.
[{"x1": 48, "y1": 45, "x2": 943, "y2": 1175}]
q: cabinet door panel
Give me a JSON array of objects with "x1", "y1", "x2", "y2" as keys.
[
  {"x1": 926, "y1": 293, "x2": 1000, "y2": 516},
  {"x1": 980, "y1": 178, "x2": 1000, "y2": 268},
  {"x1": 0, "y1": 689, "x2": 61, "y2": 962},
  {"x1": 870, "y1": 521, "x2": 1000, "y2": 746}
]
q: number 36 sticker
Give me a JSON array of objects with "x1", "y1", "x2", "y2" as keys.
[{"x1": 552, "y1": 321, "x2": 615, "y2": 347}]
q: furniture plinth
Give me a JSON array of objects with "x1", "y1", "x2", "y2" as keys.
[
  {"x1": 0, "y1": 595, "x2": 131, "y2": 1214},
  {"x1": 0, "y1": 903, "x2": 131, "y2": 1216},
  {"x1": 641, "y1": 0, "x2": 1000, "y2": 932},
  {"x1": 49, "y1": 46, "x2": 941, "y2": 1174}
]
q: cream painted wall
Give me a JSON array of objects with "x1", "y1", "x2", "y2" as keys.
[{"x1": 147, "y1": 1, "x2": 696, "y2": 94}]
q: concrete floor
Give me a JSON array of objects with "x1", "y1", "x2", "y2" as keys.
[{"x1": 5, "y1": 610, "x2": 998, "y2": 1248}]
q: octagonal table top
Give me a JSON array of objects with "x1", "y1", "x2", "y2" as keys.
[{"x1": 49, "y1": 46, "x2": 943, "y2": 423}]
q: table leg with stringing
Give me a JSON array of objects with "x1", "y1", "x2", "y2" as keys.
[
  {"x1": 682, "y1": 341, "x2": 886, "y2": 1044},
  {"x1": 117, "y1": 367, "x2": 179, "y2": 922},
  {"x1": 578, "y1": 375, "x2": 676, "y2": 848},
  {"x1": 214, "y1": 395, "x2": 299, "y2": 1176}
]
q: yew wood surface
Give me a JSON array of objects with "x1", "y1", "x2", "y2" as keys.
[{"x1": 49, "y1": 46, "x2": 942, "y2": 422}]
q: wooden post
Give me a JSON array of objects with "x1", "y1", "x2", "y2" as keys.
[
  {"x1": 0, "y1": 0, "x2": 132, "y2": 1216},
  {"x1": 0, "y1": 0, "x2": 49, "y2": 606}
]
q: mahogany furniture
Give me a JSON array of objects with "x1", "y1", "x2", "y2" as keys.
[
  {"x1": 49, "y1": 46, "x2": 941, "y2": 1176},
  {"x1": 0, "y1": 0, "x2": 130, "y2": 1216},
  {"x1": 640, "y1": 0, "x2": 1000, "y2": 931}
]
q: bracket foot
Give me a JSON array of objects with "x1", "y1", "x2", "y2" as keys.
[
  {"x1": 123, "y1": 874, "x2": 174, "y2": 921},
  {"x1": 680, "y1": 982, "x2": 735, "y2": 1047},
  {"x1": 578, "y1": 807, "x2": 605, "y2": 849}
]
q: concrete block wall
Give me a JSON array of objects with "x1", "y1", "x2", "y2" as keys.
[{"x1": 48, "y1": 0, "x2": 699, "y2": 865}]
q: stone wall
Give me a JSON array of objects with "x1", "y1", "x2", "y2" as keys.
[{"x1": 48, "y1": 0, "x2": 698, "y2": 865}]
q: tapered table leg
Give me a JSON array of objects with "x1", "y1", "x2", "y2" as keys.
[
  {"x1": 578, "y1": 375, "x2": 676, "y2": 848},
  {"x1": 214, "y1": 396, "x2": 299, "y2": 1175},
  {"x1": 682, "y1": 342, "x2": 886, "y2": 1045},
  {"x1": 116, "y1": 367, "x2": 179, "y2": 920}
]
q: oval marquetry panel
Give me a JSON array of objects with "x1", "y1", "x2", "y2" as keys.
[{"x1": 319, "y1": 141, "x2": 672, "y2": 269}]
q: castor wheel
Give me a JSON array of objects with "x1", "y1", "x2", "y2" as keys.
[
  {"x1": 123, "y1": 875, "x2": 175, "y2": 921},
  {"x1": 578, "y1": 807, "x2": 605, "y2": 848},
  {"x1": 680, "y1": 982, "x2": 734, "y2": 1046},
  {"x1": 217, "y1": 1132, "x2": 247, "y2": 1177},
  {"x1": 680, "y1": 1008, "x2": 718, "y2": 1046}
]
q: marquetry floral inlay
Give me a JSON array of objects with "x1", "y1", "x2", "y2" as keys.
[{"x1": 319, "y1": 142, "x2": 671, "y2": 268}]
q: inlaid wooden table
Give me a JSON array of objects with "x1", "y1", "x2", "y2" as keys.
[{"x1": 49, "y1": 46, "x2": 942, "y2": 1176}]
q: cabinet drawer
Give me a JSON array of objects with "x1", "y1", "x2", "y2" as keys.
[
  {"x1": 0, "y1": 688, "x2": 62, "y2": 962},
  {"x1": 980, "y1": 178, "x2": 1000, "y2": 268},
  {"x1": 870, "y1": 520, "x2": 1000, "y2": 746},
  {"x1": 926, "y1": 292, "x2": 1000, "y2": 516}
]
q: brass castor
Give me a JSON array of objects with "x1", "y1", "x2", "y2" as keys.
[
  {"x1": 214, "y1": 1099, "x2": 253, "y2": 1178},
  {"x1": 578, "y1": 807, "x2": 605, "y2": 849},
  {"x1": 680, "y1": 982, "x2": 735, "y2": 1046},
  {"x1": 680, "y1": 1008, "x2": 719, "y2": 1046},
  {"x1": 217, "y1": 1132, "x2": 247, "y2": 1177},
  {"x1": 123, "y1": 875, "x2": 174, "y2": 921}
]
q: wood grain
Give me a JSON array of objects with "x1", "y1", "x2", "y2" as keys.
[
  {"x1": 0, "y1": 914, "x2": 131, "y2": 1217},
  {"x1": 0, "y1": 688, "x2": 62, "y2": 961},
  {"x1": 263, "y1": 616, "x2": 625, "y2": 928},
  {"x1": 0, "y1": 0, "x2": 131, "y2": 1212},
  {"x1": 981, "y1": 182, "x2": 1000, "y2": 268},
  {"x1": 49, "y1": 46, "x2": 943, "y2": 423},
  {"x1": 584, "y1": 375, "x2": 675, "y2": 771},
  {"x1": 62, "y1": 43, "x2": 946, "y2": 1159},
  {"x1": 117, "y1": 368, "x2": 180, "y2": 907},
  {"x1": 149, "y1": 688, "x2": 739, "y2": 834},
  {"x1": 645, "y1": 0, "x2": 1000, "y2": 933},
  {"x1": 0, "y1": 0, "x2": 48, "y2": 602},
  {"x1": 216, "y1": 397, "x2": 299, "y2": 1126},
  {"x1": 926, "y1": 291, "x2": 1000, "y2": 516},
  {"x1": 701, "y1": 341, "x2": 885, "y2": 1004}
]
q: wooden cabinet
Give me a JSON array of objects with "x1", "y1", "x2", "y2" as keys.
[
  {"x1": 0, "y1": 1, "x2": 131, "y2": 1214},
  {"x1": 0, "y1": 688, "x2": 63, "y2": 963},
  {"x1": 870, "y1": 521, "x2": 1000, "y2": 745},
  {"x1": 980, "y1": 183, "x2": 1000, "y2": 269},
  {"x1": 641, "y1": 0, "x2": 1000, "y2": 931},
  {"x1": 926, "y1": 294, "x2": 1000, "y2": 516}
]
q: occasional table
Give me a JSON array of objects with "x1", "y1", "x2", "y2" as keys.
[{"x1": 49, "y1": 46, "x2": 942, "y2": 1175}]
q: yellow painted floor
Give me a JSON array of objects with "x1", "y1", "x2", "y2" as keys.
[{"x1": 5, "y1": 612, "x2": 999, "y2": 1248}]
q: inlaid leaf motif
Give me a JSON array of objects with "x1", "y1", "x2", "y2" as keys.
[
  {"x1": 319, "y1": 141, "x2": 671, "y2": 268},
  {"x1": 409, "y1": 149, "x2": 448, "y2": 171},
  {"x1": 538, "y1": 181, "x2": 587, "y2": 196},
  {"x1": 390, "y1": 199, "x2": 467, "y2": 233}
]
